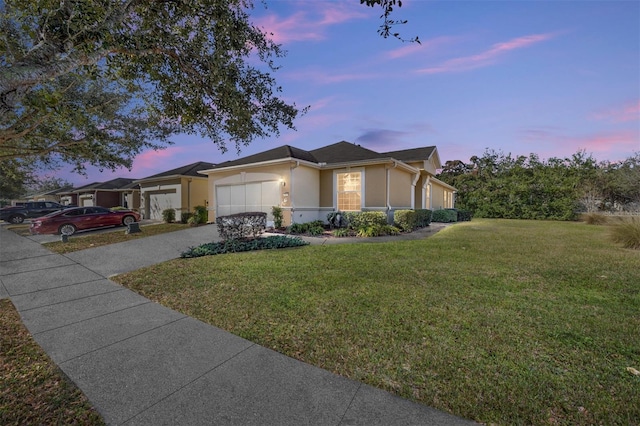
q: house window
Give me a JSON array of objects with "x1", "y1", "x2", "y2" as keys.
[{"x1": 337, "y1": 172, "x2": 361, "y2": 211}]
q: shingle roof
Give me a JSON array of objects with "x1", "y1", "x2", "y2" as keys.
[
  {"x1": 208, "y1": 141, "x2": 438, "y2": 170},
  {"x1": 211, "y1": 145, "x2": 317, "y2": 169},
  {"x1": 71, "y1": 178, "x2": 139, "y2": 191},
  {"x1": 310, "y1": 141, "x2": 384, "y2": 164},
  {"x1": 382, "y1": 146, "x2": 436, "y2": 162},
  {"x1": 140, "y1": 161, "x2": 216, "y2": 179}
]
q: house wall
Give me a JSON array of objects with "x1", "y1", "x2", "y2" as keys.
[
  {"x1": 289, "y1": 165, "x2": 320, "y2": 224},
  {"x1": 387, "y1": 167, "x2": 413, "y2": 209},
  {"x1": 318, "y1": 169, "x2": 334, "y2": 208},
  {"x1": 123, "y1": 191, "x2": 141, "y2": 210},
  {"x1": 431, "y1": 182, "x2": 455, "y2": 210},
  {"x1": 181, "y1": 177, "x2": 209, "y2": 214},
  {"x1": 139, "y1": 179, "x2": 182, "y2": 220},
  {"x1": 364, "y1": 165, "x2": 386, "y2": 209},
  {"x1": 95, "y1": 191, "x2": 120, "y2": 208}
]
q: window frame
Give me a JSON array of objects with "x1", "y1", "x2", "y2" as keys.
[{"x1": 333, "y1": 168, "x2": 364, "y2": 212}]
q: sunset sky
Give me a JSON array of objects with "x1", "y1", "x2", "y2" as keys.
[{"x1": 63, "y1": 0, "x2": 639, "y2": 185}]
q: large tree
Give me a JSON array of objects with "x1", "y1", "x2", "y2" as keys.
[
  {"x1": 1, "y1": 0, "x2": 304, "y2": 174},
  {"x1": 1, "y1": 0, "x2": 415, "y2": 178}
]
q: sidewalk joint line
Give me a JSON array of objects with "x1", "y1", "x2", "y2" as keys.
[{"x1": 121, "y1": 342, "x2": 258, "y2": 425}]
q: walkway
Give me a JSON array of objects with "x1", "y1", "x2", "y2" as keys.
[{"x1": 0, "y1": 224, "x2": 473, "y2": 425}]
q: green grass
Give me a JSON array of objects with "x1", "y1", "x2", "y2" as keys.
[
  {"x1": 0, "y1": 299, "x2": 104, "y2": 425},
  {"x1": 113, "y1": 219, "x2": 640, "y2": 425},
  {"x1": 42, "y1": 223, "x2": 193, "y2": 253}
]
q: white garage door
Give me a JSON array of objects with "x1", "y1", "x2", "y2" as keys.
[
  {"x1": 216, "y1": 181, "x2": 280, "y2": 219},
  {"x1": 148, "y1": 190, "x2": 180, "y2": 220},
  {"x1": 80, "y1": 197, "x2": 94, "y2": 207}
]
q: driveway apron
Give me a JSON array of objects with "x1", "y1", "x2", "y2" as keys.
[{"x1": 0, "y1": 225, "x2": 474, "y2": 425}]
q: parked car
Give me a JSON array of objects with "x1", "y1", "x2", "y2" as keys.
[
  {"x1": 0, "y1": 201, "x2": 71, "y2": 224},
  {"x1": 29, "y1": 206, "x2": 141, "y2": 236}
]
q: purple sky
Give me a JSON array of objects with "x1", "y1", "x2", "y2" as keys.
[{"x1": 60, "y1": 0, "x2": 639, "y2": 185}]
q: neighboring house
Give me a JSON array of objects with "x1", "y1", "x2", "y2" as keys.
[
  {"x1": 135, "y1": 162, "x2": 215, "y2": 220},
  {"x1": 60, "y1": 178, "x2": 140, "y2": 209},
  {"x1": 20, "y1": 186, "x2": 75, "y2": 204},
  {"x1": 199, "y1": 141, "x2": 456, "y2": 226}
]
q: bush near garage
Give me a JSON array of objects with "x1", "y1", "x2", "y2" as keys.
[
  {"x1": 162, "y1": 208, "x2": 176, "y2": 223},
  {"x1": 180, "y1": 211, "x2": 193, "y2": 224},
  {"x1": 216, "y1": 212, "x2": 266, "y2": 240}
]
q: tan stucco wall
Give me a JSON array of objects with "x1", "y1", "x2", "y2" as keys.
[
  {"x1": 387, "y1": 167, "x2": 413, "y2": 208},
  {"x1": 364, "y1": 165, "x2": 387, "y2": 208},
  {"x1": 431, "y1": 182, "x2": 454, "y2": 210},
  {"x1": 318, "y1": 169, "x2": 333, "y2": 207},
  {"x1": 180, "y1": 177, "x2": 209, "y2": 212}
]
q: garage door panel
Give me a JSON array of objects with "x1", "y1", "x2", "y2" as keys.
[{"x1": 216, "y1": 181, "x2": 280, "y2": 220}]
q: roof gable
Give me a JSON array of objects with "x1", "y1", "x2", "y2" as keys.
[
  {"x1": 141, "y1": 161, "x2": 216, "y2": 179},
  {"x1": 382, "y1": 146, "x2": 436, "y2": 162},
  {"x1": 211, "y1": 145, "x2": 317, "y2": 169},
  {"x1": 310, "y1": 141, "x2": 383, "y2": 164}
]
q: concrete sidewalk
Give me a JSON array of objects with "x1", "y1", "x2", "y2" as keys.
[{"x1": 0, "y1": 225, "x2": 474, "y2": 425}]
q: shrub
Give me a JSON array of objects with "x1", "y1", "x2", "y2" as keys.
[
  {"x1": 162, "y1": 208, "x2": 176, "y2": 223},
  {"x1": 581, "y1": 213, "x2": 608, "y2": 225},
  {"x1": 308, "y1": 225, "x2": 325, "y2": 236},
  {"x1": 272, "y1": 206, "x2": 283, "y2": 229},
  {"x1": 432, "y1": 209, "x2": 457, "y2": 223},
  {"x1": 356, "y1": 224, "x2": 401, "y2": 237},
  {"x1": 216, "y1": 212, "x2": 266, "y2": 241},
  {"x1": 455, "y1": 209, "x2": 473, "y2": 222},
  {"x1": 415, "y1": 209, "x2": 432, "y2": 227},
  {"x1": 180, "y1": 211, "x2": 193, "y2": 224},
  {"x1": 343, "y1": 211, "x2": 387, "y2": 230},
  {"x1": 193, "y1": 205, "x2": 208, "y2": 224},
  {"x1": 394, "y1": 210, "x2": 417, "y2": 232},
  {"x1": 181, "y1": 235, "x2": 309, "y2": 258},
  {"x1": 333, "y1": 228, "x2": 352, "y2": 237},
  {"x1": 288, "y1": 223, "x2": 309, "y2": 234},
  {"x1": 609, "y1": 217, "x2": 640, "y2": 249}
]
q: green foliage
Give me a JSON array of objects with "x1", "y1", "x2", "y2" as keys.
[
  {"x1": 393, "y1": 209, "x2": 417, "y2": 231},
  {"x1": 432, "y1": 209, "x2": 458, "y2": 223},
  {"x1": 193, "y1": 205, "x2": 207, "y2": 224},
  {"x1": 343, "y1": 211, "x2": 387, "y2": 230},
  {"x1": 414, "y1": 209, "x2": 432, "y2": 227},
  {"x1": 332, "y1": 228, "x2": 353, "y2": 237},
  {"x1": 1, "y1": 0, "x2": 304, "y2": 174},
  {"x1": 272, "y1": 206, "x2": 283, "y2": 229},
  {"x1": 181, "y1": 235, "x2": 309, "y2": 258},
  {"x1": 180, "y1": 212, "x2": 193, "y2": 224},
  {"x1": 459, "y1": 210, "x2": 473, "y2": 221},
  {"x1": 356, "y1": 224, "x2": 400, "y2": 237},
  {"x1": 162, "y1": 208, "x2": 175, "y2": 223},
  {"x1": 580, "y1": 213, "x2": 608, "y2": 225},
  {"x1": 308, "y1": 226, "x2": 325, "y2": 236},
  {"x1": 437, "y1": 149, "x2": 604, "y2": 220},
  {"x1": 609, "y1": 217, "x2": 640, "y2": 249},
  {"x1": 288, "y1": 220, "x2": 325, "y2": 235}
]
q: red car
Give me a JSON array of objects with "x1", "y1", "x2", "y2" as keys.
[{"x1": 30, "y1": 206, "x2": 141, "y2": 236}]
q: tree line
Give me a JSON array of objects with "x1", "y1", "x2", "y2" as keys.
[{"x1": 436, "y1": 150, "x2": 640, "y2": 221}]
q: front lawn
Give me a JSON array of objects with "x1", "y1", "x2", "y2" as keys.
[
  {"x1": 113, "y1": 219, "x2": 640, "y2": 425},
  {"x1": 43, "y1": 223, "x2": 192, "y2": 253},
  {"x1": 0, "y1": 299, "x2": 104, "y2": 425}
]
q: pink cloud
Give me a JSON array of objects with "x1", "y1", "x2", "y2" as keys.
[
  {"x1": 253, "y1": 3, "x2": 369, "y2": 45},
  {"x1": 521, "y1": 127, "x2": 640, "y2": 160},
  {"x1": 417, "y1": 32, "x2": 559, "y2": 74},
  {"x1": 591, "y1": 100, "x2": 640, "y2": 123}
]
